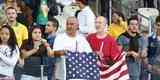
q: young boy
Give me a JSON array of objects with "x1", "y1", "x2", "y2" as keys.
[{"x1": 45, "y1": 17, "x2": 59, "y2": 80}]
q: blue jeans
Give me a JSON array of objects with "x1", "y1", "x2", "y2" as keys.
[
  {"x1": 47, "y1": 57, "x2": 65, "y2": 80},
  {"x1": 127, "y1": 60, "x2": 141, "y2": 80},
  {"x1": 47, "y1": 57, "x2": 56, "y2": 80},
  {"x1": 14, "y1": 64, "x2": 23, "y2": 80}
]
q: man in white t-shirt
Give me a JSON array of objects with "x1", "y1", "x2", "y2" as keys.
[
  {"x1": 76, "y1": 0, "x2": 96, "y2": 35},
  {"x1": 53, "y1": 16, "x2": 92, "y2": 80}
]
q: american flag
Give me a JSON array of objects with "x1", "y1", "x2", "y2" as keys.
[
  {"x1": 65, "y1": 51, "x2": 100, "y2": 80},
  {"x1": 100, "y1": 52, "x2": 130, "y2": 80}
]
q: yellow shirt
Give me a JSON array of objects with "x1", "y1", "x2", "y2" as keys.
[
  {"x1": 12, "y1": 22, "x2": 28, "y2": 47},
  {"x1": 108, "y1": 21, "x2": 127, "y2": 39}
]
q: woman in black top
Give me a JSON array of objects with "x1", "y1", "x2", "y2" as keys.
[{"x1": 20, "y1": 25, "x2": 53, "y2": 80}]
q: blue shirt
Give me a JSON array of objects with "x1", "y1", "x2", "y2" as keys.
[{"x1": 46, "y1": 33, "x2": 56, "y2": 80}]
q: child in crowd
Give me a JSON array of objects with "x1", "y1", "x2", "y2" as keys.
[{"x1": 45, "y1": 17, "x2": 59, "y2": 80}]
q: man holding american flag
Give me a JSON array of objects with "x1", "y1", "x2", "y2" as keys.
[
  {"x1": 87, "y1": 16, "x2": 129, "y2": 80},
  {"x1": 53, "y1": 16, "x2": 93, "y2": 80}
]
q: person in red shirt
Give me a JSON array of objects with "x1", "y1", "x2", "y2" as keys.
[{"x1": 87, "y1": 16, "x2": 121, "y2": 69}]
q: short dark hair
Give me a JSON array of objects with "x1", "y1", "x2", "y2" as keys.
[
  {"x1": 112, "y1": 11, "x2": 125, "y2": 21},
  {"x1": 156, "y1": 15, "x2": 160, "y2": 24},
  {"x1": 127, "y1": 15, "x2": 139, "y2": 25},
  {"x1": 76, "y1": 0, "x2": 88, "y2": 5},
  {"x1": 0, "y1": 24, "x2": 17, "y2": 56},
  {"x1": 5, "y1": 6, "x2": 17, "y2": 13},
  {"x1": 48, "y1": 17, "x2": 59, "y2": 31}
]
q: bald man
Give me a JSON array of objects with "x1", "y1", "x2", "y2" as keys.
[
  {"x1": 87, "y1": 16, "x2": 121, "y2": 79},
  {"x1": 53, "y1": 16, "x2": 92, "y2": 80}
]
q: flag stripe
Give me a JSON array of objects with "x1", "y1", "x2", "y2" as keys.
[
  {"x1": 118, "y1": 70, "x2": 129, "y2": 80},
  {"x1": 100, "y1": 54, "x2": 125, "y2": 74},
  {"x1": 118, "y1": 72, "x2": 130, "y2": 80},
  {"x1": 100, "y1": 54, "x2": 123, "y2": 71},
  {"x1": 100, "y1": 52, "x2": 129, "y2": 80},
  {"x1": 101, "y1": 62, "x2": 127, "y2": 79},
  {"x1": 118, "y1": 67, "x2": 129, "y2": 78},
  {"x1": 101, "y1": 65, "x2": 128, "y2": 80},
  {"x1": 100, "y1": 61, "x2": 126, "y2": 78}
]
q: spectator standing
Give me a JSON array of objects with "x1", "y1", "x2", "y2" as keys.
[
  {"x1": 47, "y1": 0, "x2": 58, "y2": 17},
  {"x1": 147, "y1": 15, "x2": 160, "y2": 80},
  {"x1": 5, "y1": 6, "x2": 28, "y2": 47},
  {"x1": 108, "y1": 11, "x2": 127, "y2": 39},
  {"x1": 0, "y1": 25, "x2": 20, "y2": 80},
  {"x1": 23, "y1": 0, "x2": 40, "y2": 23},
  {"x1": 36, "y1": 0, "x2": 49, "y2": 34},
  {"x1": 75, "y1": 0, "x2": 96, "y2": 35},
  {"x1": 53, "y1": 16, "x2": 92, "y2": 80},
  {"x1": 16, "y1": 0, "x2": 33, "y2": 27},
  {"x1": 5, "y1": 6, "x2": 28, "y2": 80},
  {"x1": 87, "y1": 16, "x2": 121, "y2": 79},
  {"x1": 140, "y1": 30, "x2": 149, "y2": 80},
  {"x1": 20, "y1": 26, "x2": 52, "y2": 80},
  {"x1": 44, "y1": 17, "x2": 59, "y2": 80},
  {"x1": 117, "y1": 16, "x2": 147, "y2": 80}
]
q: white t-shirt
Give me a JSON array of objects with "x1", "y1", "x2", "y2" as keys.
[
  {"x1": 53, "y1": 32, "x2": 92, "y2": 53},
  {"x1": 56, "y1": 0, "x2": 75, "y2": 6},
  {"x1": 0, "y1": 45, "x2": 20, "y2": 76},
  {"x1": 53, "y1": 32, "x2": 92, "y2": 80},
  {"x1": 77, "y1": 6, "x2": 96, "y2": 34}
]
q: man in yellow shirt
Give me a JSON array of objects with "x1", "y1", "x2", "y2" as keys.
[
  {"x1": 5, "y1": 7, "x2": 28, "y2": 47},
  {"x1": 5, "y1": 6, "x2": 28, "y2": 80}
]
